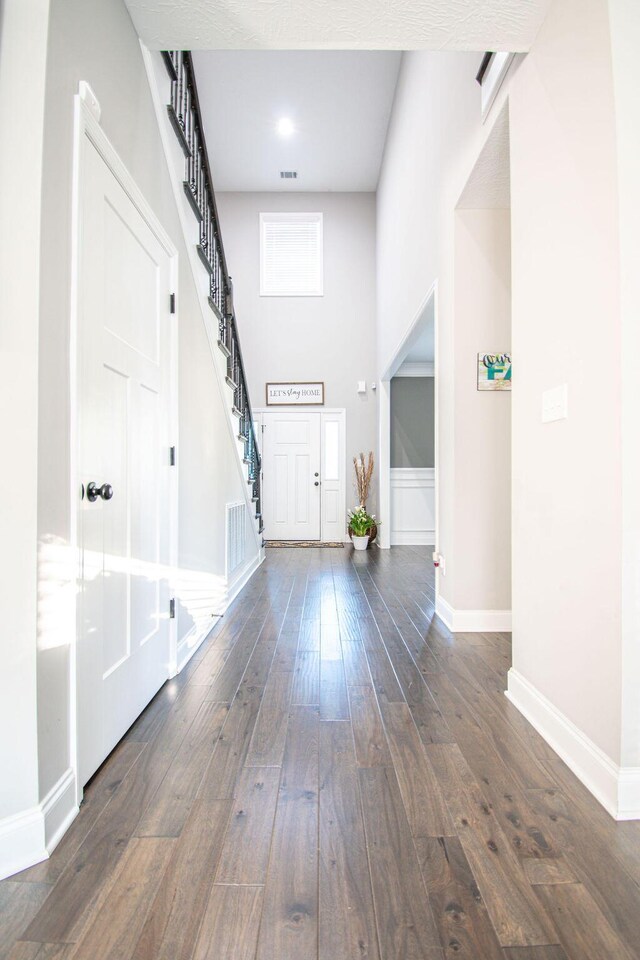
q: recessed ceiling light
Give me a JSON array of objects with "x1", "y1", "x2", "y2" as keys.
[{"x1": 277, "y1": 117, "x2": 295, "y2": 138}]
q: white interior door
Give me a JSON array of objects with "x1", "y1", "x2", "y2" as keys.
[
  {"x1": 77, "y1": 137, "x2": 173, "y2": 786},
  {"x1": 262, "y1": 411, "x2": 321, "y2": 540}
]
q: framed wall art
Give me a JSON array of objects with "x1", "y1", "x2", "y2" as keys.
[{"x1": 477, "y1": 352, "x2": 512, "y2": 391}]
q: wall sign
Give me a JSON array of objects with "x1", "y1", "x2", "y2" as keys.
[
  {"x1": 266, "y1": 382, "x2": 325, "y2": 406},
  {"x1": 477, "y1": 353, "x2": 512, "y2": 391}
]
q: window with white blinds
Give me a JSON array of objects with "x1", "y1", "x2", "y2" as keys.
[{"x1": 260, "y1": 212, "x2": 323, "y2": 297}]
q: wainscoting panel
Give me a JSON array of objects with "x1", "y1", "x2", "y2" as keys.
[{"x1": 390, "y1": 467, "x2": 435, "y2": 545}]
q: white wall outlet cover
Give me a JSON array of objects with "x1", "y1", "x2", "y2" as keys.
[
  {"x1": 542, "y1": 384, "x2": 568, "y2": 423},
  {"x1": 357, "y1": 380, "x2": 367, "y2": 393}
]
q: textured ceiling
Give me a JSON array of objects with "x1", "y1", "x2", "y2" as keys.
[
  {"x1": 125, "y1": 0, "x2": 552, "y2": 51},
  {"x1": 457, "y1": 104, "x2": 510, "y2": 209},
  {"x1": 192, "y1": 51, "x2": 401, "y2": 191}
]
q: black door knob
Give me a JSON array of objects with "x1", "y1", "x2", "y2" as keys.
[
  {"x1": 87, "y1": 482, "x2": 114, "y2": 502},
  {"x1": 314, "y1": 481, "x2": 320, "y2": 487}
]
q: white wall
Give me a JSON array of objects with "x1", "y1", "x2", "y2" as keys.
[
  {"x1": 508, "y1": 0, "x2": 622, "y2": 764},
  {"x1": 0, "y1": 0, "x2": 258, "y2": 877},
  {"x1": 609, "y1": 0, "x2": 640, "y2": 774},
  {"x1": 377, "y1": 0, "x2": 638, "y2": 813},
  {"x1": 217, "y1": 192, "x2": 378, "y2": 513},
  {"x1": 0, "y1": 0, "x2": 51, "y2": 864},
  {"x1": 453, "y1": 209, "x2": 511, "y2": 613}
]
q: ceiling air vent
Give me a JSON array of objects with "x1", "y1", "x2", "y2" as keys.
[{"x1": 280, "y1": 171, "x2": 298, "y2": 179}]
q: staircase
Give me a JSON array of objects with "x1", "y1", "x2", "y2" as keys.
[{"x1": 160, "y1": 49, "x2": 263, "y2": 537}]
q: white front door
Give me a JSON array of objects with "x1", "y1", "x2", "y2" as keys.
[
  {"x1": 77, "y1": 137, "x2": 173, "y2": 786},
  {"x1": 262, "y1": 411, "x2": 321, "y2": 540}
]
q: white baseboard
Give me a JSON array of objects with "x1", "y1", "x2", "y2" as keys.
[
  {"x1": 42, "y1": 767, "x2": 78, "y2": 852},
  {"x1": 506, "y1": 668, "x2": 640, "y2": 820},
  {"x1": 391, "y1": 530, "x2": 436, "y2": 546},
  {"x1": 435, "y1": 595, "x2": 512, "y2": 632},
  {"x1": 0, "y1": 767, "x2": 78, "y2": 881},
  {"x1": 175, "y1": 549, "x2": 265, "y2": 674}
]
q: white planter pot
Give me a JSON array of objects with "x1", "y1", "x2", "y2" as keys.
[{"x1": 352, "y1": 535, "x2": 369, "y2": 551}]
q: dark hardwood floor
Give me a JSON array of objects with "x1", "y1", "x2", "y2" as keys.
[{"x1": 3, "y1": 545, "x2": 640, "y2": 959}]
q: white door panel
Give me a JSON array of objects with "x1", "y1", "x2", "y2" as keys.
[
  {"x1": 77, "y1": 140, "x2": 172, "y2": 786},
  {"x1": 263, "y1": 411, "x2": 321, "y2": 540}
]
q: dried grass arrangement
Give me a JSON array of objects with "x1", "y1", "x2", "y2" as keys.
[{"x1": 353, "y1": 451, "x2": 374, "y2": 509}]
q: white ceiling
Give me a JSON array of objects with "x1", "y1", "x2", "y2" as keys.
[
  {"x1": 126, "y1": 0, "x2": 551, "y2": 52},
  {"x1": 192, "y1": 51, "x2": 401, "y2": 192}
]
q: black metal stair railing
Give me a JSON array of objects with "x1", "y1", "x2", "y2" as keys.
[{"x1": 161, "y1": 50, "x2": 262, "y2": 534}]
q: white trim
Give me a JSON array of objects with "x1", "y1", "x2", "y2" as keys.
[
  {"x1": 70, "y1": 91, "x2": 179, "y2": 807},
  {"x1": 506, "y1": 668, "x2": 640, "y2": 821},
  {"x1": 394, "y1": 361, "x2": 435, "y2": 378},
  {"x1": 390, "y1": 468, "x2": 435, "y2": 546},
  {"x1": 42, "y1": 767, "x2": 78, "y2": 853},
  {"x1": 175, "y1": 551, "x2": 265, "y2": 673},
  {"x1": 391, "y1": 531, "x2": 435, "y2": 546},
  {"x1": 481, "y1": 52, "x2": 516, "y2": 121},
  {"x1": 436, "y1": 595, "x2": 512, "y2": 632},
  {"x1": 0, "y1": 768, "x2": 78, "y2": 881},
  {"x1": 0, "y1": 807, "x2": 45, "y2": 882},
  {"x1": 390, "y1": 466, "x2": 435, "y2": 485}
]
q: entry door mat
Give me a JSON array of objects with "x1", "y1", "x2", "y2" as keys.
[{"x1": 265, "y1": 540, "x2": 344, "y2": 548}]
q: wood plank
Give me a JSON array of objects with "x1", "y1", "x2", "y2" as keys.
[
  {"x1": 197, "y1": 688, "x2": 260, "y2": 800},
  {"x1": 68, "y1": 838, "x2": 174, "y2": 960},
  {"x1": 291, "y1": 650, "x2": 320, "y2": 705},
  {"x1": 245, "y1": 669, "x2": 293, "y2": 766},
  {"x1": 192, "y1": 885, "x2": 263, "y2": 960},
  {"x1": 348, "y1": 684, "x2": 391, "y2": 767},
  {"x1": 415, "y1": 836, "x2": 504, "y2": 960},
  {"x1": 131, "y1": 799, "x2": 232, "y2": 960},
  {"x1": 534, "y1": 883, "x2": 637, "y2": 960},
  {"x1": 215, "y1": 767, "x2": 281, "y2": 884},
  {"x1": 7, "y1": 945, "x2": 73, "y2": 960},
  {"x1": 340, "y1": 639, "x2": 372, "y2": 686},
  {"x1": 319, "y1": 721, "x2": 380, "y2": 960},
  {"x1": 425, "y1": 744, "x2": 558, "y2": 948},
  {"x1": 0, "y1": 883, "x2": 52, "y2": 960},
  {"x1": 358, "y1": 766, "x2": 443, "y2": 960},
  {"x1": 23, "y1": 684, "x2": 211, "y2": 943},
  {"x1": 382, "y1": 701, "x2": 455, "y2": 838},
  {"x1": 256, "y1": 706, "x2": 319, "y2": 960},
  {"x1": 525, "y1": 786, "x2": 640, "y2": 950},
  {"x1": 359, "y1": 617, "x2": 405, "y2": 703},
  {"x1": 501, "y1": 949, "x2": 569, "y2": 960},
  {"x1": 136, "y1": 701, "x2": 228, "y2": 837},
  {"x1": 319, "y1": 658, "x2": 349, "y2": 720}
]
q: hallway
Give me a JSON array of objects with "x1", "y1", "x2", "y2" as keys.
[{"x1": 2, "y1": 546, "x2": 640, "y2": 959}]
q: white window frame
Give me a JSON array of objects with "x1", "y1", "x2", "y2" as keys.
[{"x1": 259, "y1": 211, "x2": 324, "y2": 297}]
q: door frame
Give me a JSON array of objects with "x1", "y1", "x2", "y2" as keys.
[
  {"x1": 69, "y1": 92, "x2": 179, "y2": 806},
  {"x1": 254, "y1": 407, "x2": 347, "y2": 542},
  {"x1": 378, "y1": 280, "x2": 439, "y2": 552}
]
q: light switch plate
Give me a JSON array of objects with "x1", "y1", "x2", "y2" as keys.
[
  {"x1": 542, "y1": 384, "x2": 568, "y2": 423},
  {"x1": 357, "y1": 380, "x2": 366, "y2": 394}
]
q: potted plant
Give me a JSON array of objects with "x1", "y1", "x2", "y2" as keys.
[
  {"x1": 348, "y1": 452, "x2": 378, "y2": 548},
  {"x1": 348, "y1": 506, "x2": 378, "y2": 550}
]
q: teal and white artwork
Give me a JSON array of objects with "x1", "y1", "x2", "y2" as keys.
[{"x1": 477, "y1": 352, "x2": 512, "y2": 391}]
